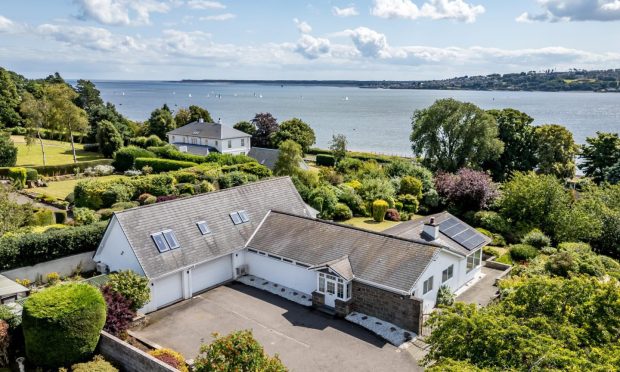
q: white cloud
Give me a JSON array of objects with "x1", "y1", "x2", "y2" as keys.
[
  {"x1": 74, "y1": 0, "x2": 171, "y2": 26},
  {"x1": 295, "y1": 34, "x2": 331, "y2": 59},
  {"x1": 346, "y1": 27, "x2": 391, "y2": 58},
  {"x1": 293, "y1": 18, "x2": 312, "y2": 33},
  {"x1": 0, "y1": 15, "x2": 15, "y2": 32},
  {"x1": 200, "y1": 13, "x2": 235, "y2": 21},
  {"x1": 36, "y1": 23, "x2": 142, "y2": 52},
  {"x1": 517, "y1": 0, "x2": 620, "y2": 22},
  {"x1": 332, "y1": 6, "x2": 359, "y2": 17},
  {"x1": 371, "y1": 0, "x2": 485, "y2": 23},
  {"x1": 187, "y1": 0, "x2": 225, "y2": 10}
]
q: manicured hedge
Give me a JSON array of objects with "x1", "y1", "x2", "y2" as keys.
[
  {"x1": 221, "y1": 162, "x2": 272, "y2": 179},
  {"x1": 128, "y1": 135, "x2": 165, "y2": 148},
  {"x1": 7, "y1": 167, "x2": 27, "y2": 188},
  {"x1": 0, "y1": 222, "x2": 107, "y2": 271},
  {"x1": 148, "y1": 145, "x2": 209, "y2": 163},
  {"x1": 22, "y1": 283, "x2": 106, "y2": 368},
  {"x1": 112, "y1": 146, "x2": 156, "y2": 172},
  {"x1": 134, "y1": 157, "x2": 197, "y2": 173},
  {"x1": 316, "y1": 154, "x2": 335, "y2": 167}
]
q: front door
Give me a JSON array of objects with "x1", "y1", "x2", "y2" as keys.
[{"x1": 324, "y1": 277, "x2": 337, "y2": 307}]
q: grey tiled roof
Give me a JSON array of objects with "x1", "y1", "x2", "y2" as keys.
[
  {"x1": 246, "y1": 211, "x2": 441, "y2": 293},
  {"x1": 167, "y1": 121, "x2": 251, "y2": 140},
  {"x1": 248, "y1": 147, "x2": 309, "y2": 171},
  {"x1": 383, "y1": 212, "x2": 491, "y2": 256},
  {"x1": 113, "y1": 177, "x2": 310, "y2": 279}
]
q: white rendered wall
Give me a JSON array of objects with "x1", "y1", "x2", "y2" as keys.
[
  {"x1": 93, "y1": 216, "x2": 144, "y2": 276},
  {"x1": 245, "y1": 251, "x2": 317, "y2": 295}
]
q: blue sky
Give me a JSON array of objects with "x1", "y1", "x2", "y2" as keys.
[{"x1": 1, "y1": 0, "x2": 619, "y2": 80}]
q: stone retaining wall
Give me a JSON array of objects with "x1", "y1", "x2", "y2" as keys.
[
  {"x1": 98, "y1": 331, "x2": 179, "y2": 372},
  {"x1": 350, "y1": 281, "x2": 423, "y2": 334}
]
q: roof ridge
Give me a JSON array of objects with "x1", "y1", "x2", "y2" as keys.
[
  {"x1": 268, "y1": 210, "x2": 444, "y2": 249},
  {"x1": 114, "y1": 176, "x2": 294, "y2": 216}
]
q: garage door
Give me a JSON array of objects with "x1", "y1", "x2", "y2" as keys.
[
  {"x1": 155, "y1": 271, "x2": 183, "y2": 309},
  {"x1": 192, "y1": 254, "x2": 233, "y2": 295}
]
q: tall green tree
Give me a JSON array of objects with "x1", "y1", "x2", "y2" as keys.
[
  {"x1": 86, "y1": 102, "x2": 132, "y2": 142},
  {"x1": 146, "y1": 104, "x2": 175, "y2": 140},
  {"x1": 44, "y1": 84, "x2": 88, "y2": 163},
  {"x1": 74, "y1": 79, "x2": 103, "y2": 111},
  {"x1": 174, "y1": 105, "x2": 213, "y2": 126},
  {"x1": 0, "y1": 68, "x2": 21, "y2": 128},
  {"x1": 579, "y1": 131, "x2": 620, "y2": 183},
  {"x1": 274, "y1": 139, "x2": 303, "y2": 176},
  {"x1": 329, "y1": 133, "x2": 348, "y2": 163},
  {"x1": 0, "y1": 132, "x2": 17, "y2": 167},
  {"x1": 233, "y1": 120, "x2": 256, "y2": 136},
  {"x1": 535, "y1": 124, "x2": 578, "y2": 179},
  {"x1": 251, "y1": 112, "x2": 278, "y2": 148},
  {"x1": 272, "y1": 118, "x2": 316, "y2": 153},
  {"x1": 484, "y1": 108, "x2": 538, "y2": 181},
  {"x1": 411, "y1": 99, "x2": 504, "y2": 172},
  {"x1": 96, "y1": 120, "x2": 123, "y2": 158},
  {"x1": 19, "y1": 91, "x2": 50, "y2": 166}
]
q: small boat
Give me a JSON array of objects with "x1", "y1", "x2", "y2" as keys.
[
  {"x1": 188, "y1": 93, "x2": 192, "y2": 98},
  {"x1": 121, "y1": 92, "x2": 125, "y2": 96},
  {"x1": 344, "y1": 96, "x2": 349, "y2": 101},
  {"x1": 259, "y1": 94, "x2": 263, "y2": 98}
]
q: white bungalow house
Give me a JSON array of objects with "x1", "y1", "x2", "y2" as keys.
[
  {"x1": 166, "y1": 118, "x2": 251, "y2": 156},
  {"x1": 93, "y1": 177, "x2": 489, "y2": 333}
]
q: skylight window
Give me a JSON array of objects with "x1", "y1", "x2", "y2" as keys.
[
  {"x1": 230, "y1": 212, "x2": 242, "y2": 225},
  {"x1": 197, "y1": 221, "x2": 211, "y2": 235},
  {"x1": 238, "y1": 210, "x2": 250, "y2": 223},
  {"x1": 162, "y1": 230, "x2": 180, "y2": 249},
  {"x1": 152, "y1": 232, "x2": 170, "y2": 253}
]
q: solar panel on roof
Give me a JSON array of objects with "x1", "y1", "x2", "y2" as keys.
[
  {"x1": 463, "y1": 235, "x2": 486, "y2": 250},
  {"x1": 453, "y1": 229, "x2": 476, "y2": 243},
  {"x1": 163, "y1": 230, "x2": 180, "y2": 249},
  {"x1": 439, "y1": 217, "x2": 459, "y2": 230},
  {"x1": 439, "y1": 217, "x2": 487, "y2": 251},
  {"x1": 443, "y1": 223, "x2": 468, "y2": 237}
]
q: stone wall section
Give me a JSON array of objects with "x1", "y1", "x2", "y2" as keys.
[{"x1": 98, "y1": 331, "x2": 179, "y2": 372}]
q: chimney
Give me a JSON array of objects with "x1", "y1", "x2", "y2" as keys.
[
  {"x1": 198, "y1": 118, "x2": 204, "y2": 123},
  {"x1": 423, "y1": 217, "x2": 439, "y2": 240}
]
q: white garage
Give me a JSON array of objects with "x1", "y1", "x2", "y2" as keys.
[
  {"x1": 191, "y1": 254, "x2": 234, "y2": 295},
  {"x1": 153, "y1": 271, "x2": 183, "y2": 309},
  {"x1": 245, "y1": 249, "x2": 317, "y2": 294}
]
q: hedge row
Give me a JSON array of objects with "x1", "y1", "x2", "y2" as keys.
[
  {"x1": 148, "y1": 145, "x2": 257, "y2": 166},
  {"x1": 221, "y1": 162, "x2": 272, "y2": 179},
  {"x1": 135, "y1": 157, "x2": 198, "y2": 172},
  {"x1": 0, "y1": 159, "x2": 114, "y2": 178},
  {"x1": 316, "y1": 154, "x2": 335, "y2": 167},
  {"x1": 308, "y1": 147, "x2": 406, "y2": 164},
  {"x1": 5, "y1": 127, "x2": 86, "y2": 142},
  {"x1": 112, "y1": 146, "x2": 156, "y2": 172},
  {"x1": 0, "y1": 222, "x2": 107, "y2": 271}
]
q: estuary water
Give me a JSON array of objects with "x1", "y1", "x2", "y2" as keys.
[{"x1": 94, "y1": 81, "x2": 620, "y2": 156}]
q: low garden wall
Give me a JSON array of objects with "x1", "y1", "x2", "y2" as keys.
[
  {"x1": 1, "y1": 251, "x2": 95, "y2": 283},
  {"x1": 98, "y1": 331, "x2": 179, "y2": 372}
]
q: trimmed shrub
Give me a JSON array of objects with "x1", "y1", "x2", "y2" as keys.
[
  {"x1": 372, "y1": 199, "x2": 389, "y2": 222},
  {"x1": 335, "y1": 157, "x2": 363, "y2": 174},
  {"x1": 308, "y1": 186, "x2": 339, "y2": 219},
  {"x1": 73, "y1": 207, "x2": 101, "y2": 225},
  {"x1": 148, "y1": 145, "x2": 208, "y2": 163},
  {"x1": 112, "y1": 146, "x2": 156, "y2": 172},
  {"x1": 22, "y1": 283, "x2": 106, "y2": 367},
  {"x1": 333, "y1": 203, "x2": 353, "y2": 221},
  {"x1": 149, "y1": 349, "x2": 188, "y2": 372},
  {"x1": 522, "y1": 228, "x2": 552, "y2": 249},
  {"x1": 72, "y1": 355, "x2": 118, "y2": 372},
  {"x1": 107, "y1": 270, "x2": 151, "y2": 311},
  {"x1": 509, "y1": 244, "x2": 539, "y2": 261},
  {"x1": 436, "y1": 285, "x2": 455, "y2": 307},
  {"x1": 97, "y1": 208, "x2": 115, "y2": 221},
  {"x1": 198, "y1": 180, "x2": 215, "y2": 193},
  {"x1": 129, "y1": 135, "x2": 165, "y2": 149},
  {"x1": 399, "y1": 176, "x2": 423, "y2": 198},
  {"x1": 222, "y1": 162, "x2": 272, "y2": 179},
  {"x1": 172, "y1": 171, "x2": 197, "y2": 184},
  {"x1": 385, "y1": 208, "x2": 401, "y2": 222},
  {"x1": 30, "y1": 209, "x2": 55, "y2": 226},
  {"x1": 316, "y1": 154, "x2": 336, "y2": 167},
  {"x1": 74, "y1": 178, "x2": 136, "y2": 210},
  {"x1": 132, "y1": 174, "x2": 177, "y2": 196},
  {"x1": 217, "y1": 171, "x2": 256, "y2": 189},
  {"x1": 138, "y1": 193, "x2": 155, "y2": 205},
  {"x1": 176, "y1": 183, "x2": 195, "y2": 195},
  {"x1": 134, "y1": 157, "x2": 197, "y2": 173},
  {"x1": 101, "y1": 285, "x2": 135, "y2": 336},
  {"x1": 7, "y1": 167, "x2": 26, "y2": 189},
  {"x1": 398, "y1": 194, "x2": 420, "y2": 214},
  {"x1": 25, "y1": 168, "x2": 38, "y2": 181},
  {"x1": 337, "y1": 186, "x2": 367, "y2": 216},
  {"x1": 0, "y1": 222, "x2": 106, "y2": 271}
]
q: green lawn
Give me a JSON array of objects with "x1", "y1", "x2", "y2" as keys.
[
  {"x1": 340, "y1": 217, "x2": 401, "y2": 232},
  {"x1": 27, "y1": 175, "x2": 126, "y2": 200},
  {"x1": 12, "y1": 135, "x2": 103, "y2": 167}
]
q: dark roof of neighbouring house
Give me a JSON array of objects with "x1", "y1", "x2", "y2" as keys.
[
  {"x1": 110, "y1": 177, "x2": 310, "y2": 279},
  {"x1": 0, "y1": 274, "x2": 28, "y2": 298},
  {"x1": 247, "y1": 147, "x2": 310, "y2": 171},
  {"x1": 383, "y1": 212, "x2": 491, "y2": 256},
  {"x1": 246, "y1": 211, "x2": 442, "y2": 293},
  {"x1": 167, "y1": 121, "x2": 251, "y2": 140}
]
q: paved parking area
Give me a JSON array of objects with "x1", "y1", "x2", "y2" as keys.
[
  {"x1": 132, "y1": 282, "x2": 420, "y2": 372},
  {"x1": 456, "y1": 266, "x2": 506, "y2": 306}
]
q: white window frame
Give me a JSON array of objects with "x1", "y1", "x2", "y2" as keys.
[
  {"x1": 467, "y1": 249, "x2": 482, "y2": 273},
  {"x1": 227, "y1": 140, "x2": 232, "y2": 148},
  {"x1": 151, "y1": 232, "x2": 170, "y2": 253},
  {"x1": 241, "y1": 138, "x2": 245, "y2": 147},
  {"x1": 162, "y1": 229, "x2": 180, "y2": 249},
  {"x1": 442, "y1": 265, "x2": 454, "y2": 283},
  {"x1": 423, "y1": 276, "x2": 434, "y2": 295},
  {"x1": 318, "y1": 272, "x2": 351, "y2": 300}
]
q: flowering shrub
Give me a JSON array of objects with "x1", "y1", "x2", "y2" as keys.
[
  {"x1": 435, "y1": 168, "x2": 499, "y2": 211},
  {"x1": 372, "y1": 199, "x2": 389, "y2": 222},
  {"x1": 124, "y1": 169, "x2": 142, "y2": 177},
  {"x1": 46, "y1": 272, "x2": 60, "y2": 285},
  {"x1": 101, "y1": 285, "x2": 135, "y2": 336},
  {"x1": 385, "y1": 208, "x2": 401, "y2": 221},
  {"x1": 84, "y1": 165, "x2": 115, "y2": 177},
  {"x1": 149, "y1": 348, "x2": 188, "y2": 372},
  {"x1": 522, "y1": 229, "x2": 551, "y2": 249}
]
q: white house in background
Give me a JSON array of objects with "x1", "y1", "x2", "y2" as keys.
[
  {"x1": 166, "y1": 118, "x2": 251, "y2": 156},
  {"x1": 93, "y1": 177, "x2": 489, "y2": 334}
]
